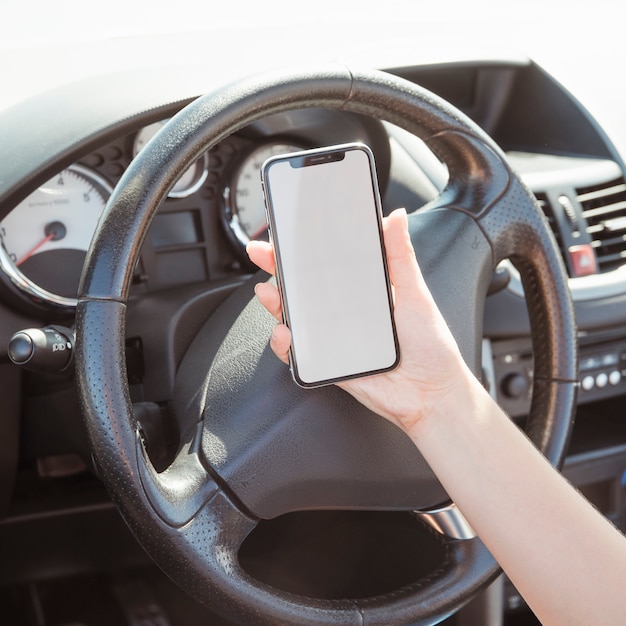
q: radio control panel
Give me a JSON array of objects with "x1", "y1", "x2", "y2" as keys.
[{"x1": 490, "y1": 334, "x2": 626, "y2": 418}]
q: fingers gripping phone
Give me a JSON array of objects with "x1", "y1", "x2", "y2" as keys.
[{"x1": 261, "y1": 142, "x2": 400, "y2": 388}]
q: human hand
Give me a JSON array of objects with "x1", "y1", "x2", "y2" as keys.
[{"x1": 246, "y1": 208, "x2": 477, "y2": 436}]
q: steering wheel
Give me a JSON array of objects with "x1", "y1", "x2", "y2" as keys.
[{"x1": 76, "y1": 66, "x2": 577, "y2": 625}]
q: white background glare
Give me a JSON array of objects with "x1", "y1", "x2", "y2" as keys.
[{"x1": 1, "y1": 0, "x2": 625, "y2": 145}]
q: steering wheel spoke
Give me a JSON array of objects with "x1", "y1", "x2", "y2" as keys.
[
  {"x1": 407, "y1": 206, "x2": 493, "y2": 376},
  {"x1": 413, "y1": 503, "x2": 477, "y2": 541},
  {"x1": 136, "y1": 422, "x2": 219, "y2": 528}
]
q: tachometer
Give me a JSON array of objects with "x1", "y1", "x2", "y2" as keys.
[
  {"x1": 223, "y1": 142, "x2": 302, "y2": 248},
  {"x1": 0, "y1": 164, "x2": 112, "y2": 308}
]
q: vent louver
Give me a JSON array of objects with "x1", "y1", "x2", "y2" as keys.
[
  {"x1": 577, "y1": 178, "x2": 626, "y2": 273},
  {"x1": 534, "y1": 191, "x2": 568, "y2": 263}
]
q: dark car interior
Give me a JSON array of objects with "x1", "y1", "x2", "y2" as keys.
[{"x1": 0, "y1": 44, "x2": 625, "y2": 626}]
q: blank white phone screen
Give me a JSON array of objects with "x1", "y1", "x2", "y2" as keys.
[{"x1": 265, "y1": 146, "x2": 398, "y2": 386}]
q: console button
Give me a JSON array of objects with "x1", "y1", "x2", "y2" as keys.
[
  {"x1": 501, "y1": 373, "x2": 529, "y2": 399},
  {"x1": 609, "y1": 370, "x2": 622, "y2": 386},
  {"x1": 581, "y1": 375, "x2": 595, "y2": 391}
]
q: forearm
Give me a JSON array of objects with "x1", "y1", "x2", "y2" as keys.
[
  {"x1": 249, "y1": 210, "x2": 626, "y2": 624},
  {"x1": 407, "y1": 369, "x2": 626, "y2": 626}
]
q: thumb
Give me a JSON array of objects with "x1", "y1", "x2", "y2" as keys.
[{"x1": 383, "y1": 208, "x2": 427, "y2": 307}]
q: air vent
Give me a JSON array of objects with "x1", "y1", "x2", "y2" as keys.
[
  {"x1": 577, "y1": 177, "x2": 626, "y2": 273},
  {"x1": 534, "y1": 191, "x2": 568, "y2": 262}
]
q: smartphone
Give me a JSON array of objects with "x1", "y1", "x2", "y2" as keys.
[{"x1": 261, "y1": 142, "x2": 400, "y2": 388}]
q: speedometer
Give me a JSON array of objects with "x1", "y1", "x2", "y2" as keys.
[
  {"x1": 223, "y1": 142, "x2": 302, "y2": 248},
  {"x1": 0, "y1": 164, "x2": 112, "y2": 308}
]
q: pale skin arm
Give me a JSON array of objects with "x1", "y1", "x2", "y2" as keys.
[{"x1": 247, "y1": 208, "x2": 626, "y2": 626}]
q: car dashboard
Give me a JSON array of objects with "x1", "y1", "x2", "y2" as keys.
[{"x1": 1, "y1": 52, "x2": 626, "y2": 625}]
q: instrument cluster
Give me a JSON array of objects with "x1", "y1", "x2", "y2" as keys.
[{"x1": 0, "y1": 110, "x2": 389, "y2": 312}]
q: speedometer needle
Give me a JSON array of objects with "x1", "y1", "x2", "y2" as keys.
[
  {"x1": 17, "y1": 233, "x2": 56, "y2": 267},
  {"x1": 16, "y1": 221, "x2": 66, "y2": 267}
]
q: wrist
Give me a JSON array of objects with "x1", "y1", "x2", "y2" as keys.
[{"x1": 404, "y1": 362, "x2": 492, "y2": 444}]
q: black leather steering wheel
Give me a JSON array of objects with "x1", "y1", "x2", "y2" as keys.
[{"x1": 76, "y1": 66, "x2": 577, "y2": 625}]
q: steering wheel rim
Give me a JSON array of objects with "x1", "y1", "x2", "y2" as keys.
[{"x1": 76, "y1": 66, "x2": 577, "y2": 625}]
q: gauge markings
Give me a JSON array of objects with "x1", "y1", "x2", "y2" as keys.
[
  {"x1": 0, "y1": 164, "x2": 112, "y2": 307},
  {"x1": 227, "y1": 142, "x2": 302, "y2": 246}
]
